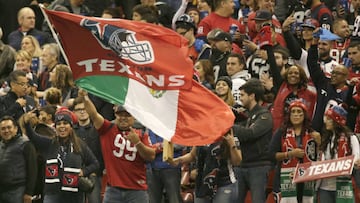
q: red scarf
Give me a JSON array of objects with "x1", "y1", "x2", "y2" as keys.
[
  {"x1": 337, "y1": 133, "x2": 350, "y2": 158},
  {"x1": 281, "y1": 128, "x2": 317, "y2": 168}
]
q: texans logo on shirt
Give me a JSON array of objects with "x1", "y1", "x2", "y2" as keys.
[
  {"x1": 305, "y1": 139, "x2": 317, "y2": 161},
  {"x1": 282, "y1": 138, "x2": 294, "y2": 165},
  {"x1": 46, "y1": 165, "x2": 58, "y2": 177},
  {"x1": 62, "y1": 174, "x2": 79, "y2": 187},
  {"x1": 203, "y1": 168, "x2": 219, "y2": 190},
  {"x1": 339, "y1": 136, "x2": 349, "y2": 156}
]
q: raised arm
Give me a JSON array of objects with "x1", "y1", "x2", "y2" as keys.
[
  {"x1": 307, "y1": 37, "x2": 327, "y2": 86},
  {"x1": 78, "y1": 89, "x2": 104, "y2": 130},
  {"x1": 282, "y1": 16, "x2": 302, "y2": 60},
  {"x1": 23, "y1": 112, "x2": 52, "y2": 152}
]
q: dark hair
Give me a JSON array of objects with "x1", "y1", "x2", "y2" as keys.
[
  {"x1": 281, "y1": 108, "x2": 313, "y2": 138},
  {"x1": 239, "y1": 78, "x2": 264, "y2": 102},
  {"x1": 349, "y1": 41, "x2": 360, "y2": 51},
  {"x1": 274, "y1": 46, "x2": 290, "y2": 60},
  {"x1": 320, "y1": 122, "x2": 352, "y2": 159},
  {"x1": 72, "y1": 97, "x2": 84, "y2": 108},
  {"x1": 284, "y1": 64, "x2": 308, "y2": 89},
  {"x1": 227, "y1": 53, "x2": 247, "y2": 69},
  {"x1": 55, "y1": 130, "x2": 82, "y2": 154},
  {"x1": 141, "y1": 13, "x2": 159, "y2": 24},
  {"x1": 9, "y1": 70, "x2": 26, "y2": 83},
  {"x1": 132, "y1": 4, "x2": 158, "y2": 18},
  {"x1": 213, "y1": 0, "x2": 226, "y2": 10},
  {"x1": 0, "y1": 115, "x2": 18, "y2": 128},
  {"x1": 39, "y1": 105, "x2": 57, "y2": 122},
  {"x1": 102, "y1": 7, "x2": 124, "y2": 18}
]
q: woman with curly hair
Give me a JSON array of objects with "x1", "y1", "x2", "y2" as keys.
[
  {"x1": 317, "y1": 105, "x2": 360, "y2": 203},
  {"x1": 270, "y1": 99, "x2": 320, "y2": 202},
  {"x1": 271, "y1": 64, "x2": 317, "y2": 132}
]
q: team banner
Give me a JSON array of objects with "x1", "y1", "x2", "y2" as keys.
[
  {"x1": 44, "y1": 9, "x2": 194, "y2": 90},
  {"x1": 43, "y1": 9, "x2": 235, "y2": 146},
  {"x1": 292, "y1": 155, "x2": 355, "y2": 184}
]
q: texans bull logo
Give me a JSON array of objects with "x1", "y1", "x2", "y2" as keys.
[
  {"x1": 46, "y1": 165, "x2": 58, "y2": 177},
  {"x1": 62, "y1": 174, "x2": 79, "y2": 186}
]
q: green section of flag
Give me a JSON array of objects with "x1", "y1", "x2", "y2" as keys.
[{"x1": 75, "y1": 75, "x2": 129, "y2": 105}]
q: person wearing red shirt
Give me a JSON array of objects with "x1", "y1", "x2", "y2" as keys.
[
  {"x1": 197, "y1": 0, "x2": 244, "y2": 42},
  {"x1": 79, "y1": 89, "x2": 155, "y2": 203}
]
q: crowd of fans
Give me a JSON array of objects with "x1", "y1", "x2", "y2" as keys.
[{"x1": 2, "y1": 0, "x2": 360, "y2": 202}]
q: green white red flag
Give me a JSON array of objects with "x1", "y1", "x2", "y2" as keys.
[{"x1": 44, "y1": 9, "x2": 235, "y2": 145}]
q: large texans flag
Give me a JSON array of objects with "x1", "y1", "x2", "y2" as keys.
[{"x1": 44, "y1": 9, "x2": 235, "y2": 145}]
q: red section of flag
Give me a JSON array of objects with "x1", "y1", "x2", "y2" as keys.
[
  {"x1": 292, "y1": 155, "x2": 355, "y2": 183},
  {"x1": 44, "y1": 9, "x2": 193, "y2": 90},
  {"x1": 173, "y1": 81, "x2": 235, "y2": 145}
]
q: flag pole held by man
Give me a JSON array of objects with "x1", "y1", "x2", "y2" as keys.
[{"x1": 43, "y1": 9, "x2": 235, "y2": 146}]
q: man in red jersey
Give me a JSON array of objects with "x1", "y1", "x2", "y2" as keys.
[
  {"x1": 197, "y1": 0, "x2": 244, "y2": 43},
  {"x1": 79, "y1": 89, "x2": 155, "y2": 203},
  {"x1": 331, "y1": 19, "x2": 351, "y2": 63}
]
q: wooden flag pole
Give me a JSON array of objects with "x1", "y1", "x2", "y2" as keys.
[{"x1": 162, "y1": 140, "x2": 174, "y2": 162}]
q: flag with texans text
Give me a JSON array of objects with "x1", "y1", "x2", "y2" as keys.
[{"x1": 44, "y1": 9, "x2": 235, "y2": 145}]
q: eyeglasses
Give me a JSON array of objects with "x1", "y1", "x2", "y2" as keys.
[
  {"x1": 14, "y1": 81, "x2": 29, "y2": 87},
  {"x1": 331, "y1": 71, "x2": 347, "y2": 76},
  {"x1": 178, "y1": 30, "x2": 189, "y2": 36},
  {"x1": 74, "y1": 108, "x2": 86, "y2": 113},
  {"x1": 116, "y1": 112, "x2": 132, "y2": 117}
]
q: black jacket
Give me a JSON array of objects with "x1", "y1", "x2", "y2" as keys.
[
  {"x1": 233, "y1": 104, "x2": 273, "y2": 167},
  {"x1": 0, "y1": 135, "x2": 37, "y2": 195},
  {"x1": 0, "y1": 91, "x2": 36, "y2": 121}
]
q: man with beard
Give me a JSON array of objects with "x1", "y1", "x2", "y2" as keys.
[
  {"x1": 347, "y1": 41, "x2": 360, "y2": 79},
  {"x1": 331, "y1": 19, "x2": 351, "y2": 64},
  {"x1": 307, "y1": 35, "x2": 350, "y2": 132},
  {"x1": 317, "y1": 39, "x2": 339, "y2": 79},
  {"x1": 282, "y1": 15, "x2": 339, "y2": 80},
  {"x1": 209, "y1": 30, "x2": 232, "y2": 81},
  {"x1": 233, "y1": 78, "x2": 273, "y2": 203},
  {"x1": 79, "y1": 89, "x2": 155, "y2": 202}
]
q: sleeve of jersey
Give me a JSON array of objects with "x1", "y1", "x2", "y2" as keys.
[
  {"x1": 140, "y1": 132, "x2": 151, "y2": 147},
  {"x1": 196, "y1": 19, "x2": 211, "y2": 38},
  {"x1": 97, "y1": 119, "x2": 111, "y2": 135}
]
